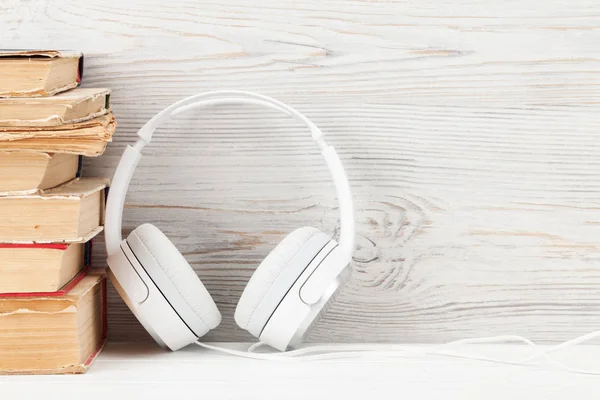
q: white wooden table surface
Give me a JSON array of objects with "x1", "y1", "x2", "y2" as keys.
[{"x1": 1, "y1": 343, "x2": 600, "y2": 399}]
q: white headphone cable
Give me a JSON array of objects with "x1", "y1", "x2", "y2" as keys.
[{"x1": 195, "y1": 329, "x2": 600, "y2": 375}]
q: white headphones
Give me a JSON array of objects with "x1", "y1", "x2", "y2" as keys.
[{"x1": 104, "y1": 90, "x2": 355, "y2": 352}]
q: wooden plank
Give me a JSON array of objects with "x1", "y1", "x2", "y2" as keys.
[{"x1": 2, "y1": 0, "x2": 600, "y2": 343}]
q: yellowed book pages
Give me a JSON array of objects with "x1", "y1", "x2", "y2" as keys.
[
  {"x1": 0, "y1": 50, "x2": 83, "y2": 97},
  {"x1": 0, "y1": 88, "x2": 110, "y2": 126},
  {"x1": 0, "y1": 113, "x2": 114, "y2": 137},
  {"x1": 0, "y1": 243, "x2": 83, "y2": 293},
  {"x1": 0, "y1": 271, "x2": 107, "y2": 374},
  {"x1": 0, "y1": 152, "x2": 81, "y2": 195},
  {"x1": 0, "y1": 113, "x2": 116, "y2": 156},
  {"x1": 0, "y1": 229, "x2": 99, "y2": 293},
  {"x1": 0, "y1": 177, "x2": 108, "y2": 243}
]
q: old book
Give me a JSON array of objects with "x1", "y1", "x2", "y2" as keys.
[
  {"x1": 0, "y1": 113, "x2": 116, "y2": 156},
  {"x1": 0, "y1": 271, "x2": 107, "y2": 374},
  {"x1": 0, "y1": 152, "x2": 82, "y2": 195},
  {"x1": 0, "y1": 177, "x2": 108, "y2": 243},
  {"x1": 0, "y1": 50, "x2": 83, "y2": 97},
  {"x1": 0, "y1": 238, "x2": 95, "y2": 294},
  {"x1": 0, "y1": 88, "x2": 110, "y2": 126}
]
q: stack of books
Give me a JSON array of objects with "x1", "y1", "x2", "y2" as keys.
[{"x1": 0, "y1": 50, "x2": 115, "y2": 374}]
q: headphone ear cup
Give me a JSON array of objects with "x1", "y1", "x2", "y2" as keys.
[
  {"x1": 235, "y1": 227, "x2": 332, "y2": 338},
  {"x1": 126, "y1": 224, "x2": 221, "y2": 341}
]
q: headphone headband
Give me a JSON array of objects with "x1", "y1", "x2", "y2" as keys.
[
  {"x1": 104, "y1": 91, "x2": 354, "y2": 301},
  {"x1": 136, "y1": 91, "x2": 325, "y2": 145}
]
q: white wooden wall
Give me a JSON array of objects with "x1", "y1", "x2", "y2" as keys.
[{"x1": 2, "y1": 0, "x2": 600, "y2": 344}]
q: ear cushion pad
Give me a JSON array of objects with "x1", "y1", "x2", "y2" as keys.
[
  {"x1": 235, "y1": 227, "x2": 331, "y2": 335},
  {"x1": 127, "y1": 223, "x2": 221, "y2": 335}
]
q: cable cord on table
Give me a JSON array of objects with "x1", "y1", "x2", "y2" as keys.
[{"x1": 195, "y1": 329, "x2": 600, "y2": 375}]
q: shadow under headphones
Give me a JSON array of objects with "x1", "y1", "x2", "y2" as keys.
[{"x1": 104, "y1": 90, "x2": 355, "y2": 352}]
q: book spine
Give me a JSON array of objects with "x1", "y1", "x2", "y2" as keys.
[
  {"x1": 76, "y1": 155, "x2": 84, "y2": 178},
  {"x1": 77, "y1": 53, "x2": 84, "y2": 84},
  {"x1": 83, "y1": 240, "x2": 92, "y2": 268}
]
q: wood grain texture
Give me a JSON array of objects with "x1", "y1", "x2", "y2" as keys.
[{"x1": 2, "y1": 0, "x2": 600, "y2": 344}]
